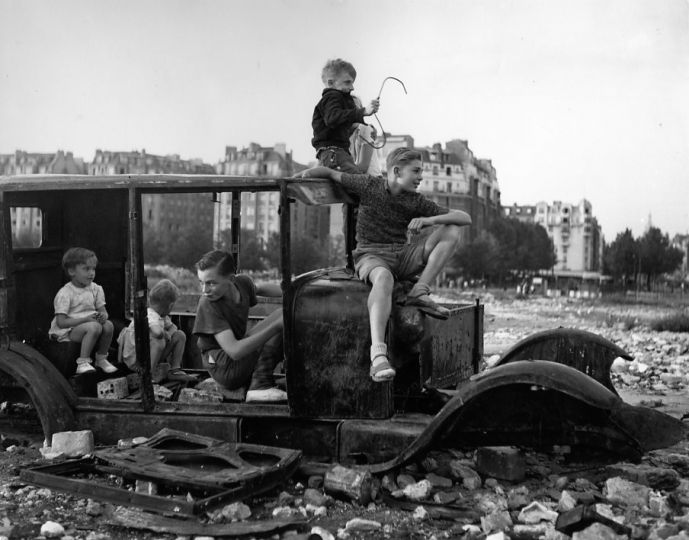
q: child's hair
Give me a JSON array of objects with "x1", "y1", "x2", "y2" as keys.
[
  {"x1": 321, "y1": 58, "x2": 356, "y2": 84},
  {"x1": 386, "y1": 148, "x2": 423, "y2": 171},
  {"x1": 62, "y1": 247, "x2": 97, "y2": 270},
  {"x1": 149, "y1": 279, "x2": 179, "y2": 306},
  {"x1": 196, "y1": 250, "x2": 236, "y2": 277}
]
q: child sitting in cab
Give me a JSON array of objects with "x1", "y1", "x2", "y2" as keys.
[
  {"x1": 119, "y1": 279, "x2": 193, "y2": 382},
  {"x1": 48, "y1": 247, "x2": 117, "y2": 375},
  {"x1": 297, "y1": 148, "x2": 472, "y2": 383}
]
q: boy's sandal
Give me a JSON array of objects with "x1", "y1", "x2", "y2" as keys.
[
  {"x1": 370, "y1": 355, "x2": 396, "y2": 383},
  {"x1": 406, "y1": 284, "x2": 450, "y2": 320}
]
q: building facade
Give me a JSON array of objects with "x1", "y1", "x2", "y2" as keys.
[
  {"x1": 214, "y1": 142, "x2": 329, "y2": 246},
  {"x1": 504, "y1": 199, "x2": 603, "y2": 272},
  {"x1": 88, "y1": 149, "x2": 216, "y2": 245}
]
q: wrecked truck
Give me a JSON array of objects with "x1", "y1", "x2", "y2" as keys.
[{"x1": 0, "y1": 173, "x2": 684, "y2": 471}]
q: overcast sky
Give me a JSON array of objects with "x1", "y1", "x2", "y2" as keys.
[{"x1": 1, "y1": 0, "x2": 687, "y2": 239}]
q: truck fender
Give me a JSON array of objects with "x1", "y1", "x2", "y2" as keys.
[
  {"x1": 495, "y1": 328, "x2": 633, "y2": 395},
  {"x1": 0, "y1": 340, "x2": 77, "y2": 441}
]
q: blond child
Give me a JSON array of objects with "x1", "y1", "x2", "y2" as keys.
[
  {"x1": 119, "y1": 279, "x2": 189, "y2": 382},
  {"x1": 48, "y1": 247, "x2": 117, "y2": 375},
  {"x1": 311, "y1": 58, "x2": 380, "y2": 173}
]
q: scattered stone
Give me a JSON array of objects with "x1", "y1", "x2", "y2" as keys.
[
  {"x1": 481, "y1": 510, "x2": 513, "y2": 534},
  {"x1": 518, "y1": 501, "x2": 558, "y2": 524},
  {"x1": 450, "y1": 461, "x2": 482, "y2": 490},
  {"x1": 381, "y1": 473, "x2": 397, "y2": 492},
  {"x1": 396, "y1": 473, "x2": 416, "y2": 488},
  {"x1": 571, "y1": 522, "x2": 625, "y2": 539},
  {"x1": 421, "y1": 456, "x2": 438, "y2": 472},
  {"x1": 607, "y1": 462, "x2": 681, "y2": 490},
  {"x1": 433, "y1": 491, "x2": 459, "y2": 504},
  {"x1": 425, "y1": 472, "x2": 453, "y2": 488},
  {"x1": 303, "y1": 488, "x2": 329, "y2": 507},
  {"x1": 476, "y1": 446, "x2": 526, "y2": 482},
  {"x1": 277, "y1": 491, "x2": 295, "y2": 506},
  {"x1": 507, "y1": 486, "x2": 530, "y2": 510},
  {"x1": 403, "y1": 479, "x2": 432, "y2": 501},
  {"x1": 412, "y1": 506, "x2": 428, "y2": 520},
  {"x1": 40, "y1": 521, "x2": 65, "y2": 538},
  {"x1": 50, "y1": 430, "x2": 94, "y2": 458},
  {"x1": 476, "y1": 492, "x2": 509, "y2": 514},
  {"x1": 221, "y1": 501, "x2": 251, "y2": 521},
  {"x1": 558, "y1": 490, "x2": 578, "y2": 512},
  {"x1": 344, "y1": 518, "x2": 381, "y2": 532},
  {"x1": 604, "y1": 477, "x2": 651, "y2": 507},
  {"x1": 272, "y1": 506, "x2": 294, "y2": 518},
  {"x1": 486, "y1": 532, "x2": 509, "y2": 540},
  {"x1": 85, "y1": 500, "x2": 103, "y2": 516}
]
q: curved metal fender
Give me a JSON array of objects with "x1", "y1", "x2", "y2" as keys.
[
  {"x1": 359, "y1": 360, "x2": 685, "y2": 474},
  {"x1": 495, "y1": 327, "x2": 633, "y2": 395},
  {"x1": 0, "y1": 341, "x2": 77, "y2": 441}
]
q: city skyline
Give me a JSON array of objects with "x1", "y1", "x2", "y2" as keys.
[{"x1": 1, "y1": 0, "x2": 687, "y2": 240}]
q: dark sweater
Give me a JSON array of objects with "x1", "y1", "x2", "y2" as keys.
[{"x1": 311, "y1": 88, "x2": 366, "y2": 150}]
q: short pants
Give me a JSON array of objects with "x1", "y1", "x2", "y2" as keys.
[{"x1": 353, "y1": 237, "x2": 426, "y2": 283}]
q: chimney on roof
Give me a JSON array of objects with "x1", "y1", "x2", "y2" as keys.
[{"x1": 274, "y1": 142, "x2": 286, "y2": 159}]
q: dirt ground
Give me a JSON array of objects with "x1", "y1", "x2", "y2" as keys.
[{"x1": 1, "y1": 289, "x2": 688, "y2": 539}]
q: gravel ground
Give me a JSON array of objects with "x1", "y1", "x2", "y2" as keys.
[{"x1": 1, "y1": 290, "x2": 688, "y2": 539}]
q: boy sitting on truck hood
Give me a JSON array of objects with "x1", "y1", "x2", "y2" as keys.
[{"x1": 296, "y1": 148, "x2": 472, "y2": 383}]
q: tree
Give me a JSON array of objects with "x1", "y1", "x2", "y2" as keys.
[
  {"x1": 603, "y1": 229, "x2": 638, "y2": 284},
  {"x1": 454, "y1": 232, "x2": 499, "y2": 280},
  {"x1": 638, "y1": 227, "x2": 684, "y2": 290}
]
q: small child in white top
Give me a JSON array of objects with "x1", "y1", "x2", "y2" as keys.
[
  {"x1": 119, "y1": 279, "x2": 188, "y2": 382},
  {"x1": 48, "y1": 247, "x2": 117, "y2": 375}
]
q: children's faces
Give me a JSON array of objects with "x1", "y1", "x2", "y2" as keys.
[
  {"x1": 197, "y1": 266, "x2": 233, "y2": 301},
  {"x1": 395, "y1": 159, "x2": 424, "y2": 192},
  {"x1": 68, "y1": 257, "x2": 97, "y2": 287},
  {"x1": 329, "y1": 72, "x2": 355, "y2": 93}
]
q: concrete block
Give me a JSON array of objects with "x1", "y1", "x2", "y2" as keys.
[
  {"x1": 51, "y1": 430, "x2": 94, "y2": 458},
  {"x1": 97, "y1": 377, "x2": 129, "y2": 399},
  {"x1": 126, "y1": 373, "x2": 141, "y2": 391},
  {"x1": 476, "y1": 446, "x2": 525, "y2": 482}
]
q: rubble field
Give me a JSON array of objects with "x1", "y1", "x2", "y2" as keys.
[{"x1": 1, "y1": 291, "x2": 689, "y2": 540}]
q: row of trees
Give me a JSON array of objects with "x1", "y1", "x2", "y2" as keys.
[
  {"x1": 603, "y1": 227, "x2": 684, "y2": 290},
  {"x1": 451, "y1": 217, "x2": 556, "y2": 283}
]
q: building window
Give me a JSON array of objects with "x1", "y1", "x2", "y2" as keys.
[
  {"x1": 446, "y1": 167, "x2": 451, "y2": 176},
  {"x1": 432, "y1": 166, "x2": 438, "y2": 176},
  {"x1": 446, "y1": 182, "x2": 452, "y2": 193},
  {"x1": 11, "y1": 207, "x2": 42, "y2": 248}
]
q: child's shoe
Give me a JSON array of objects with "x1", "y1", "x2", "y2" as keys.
[
  {"x1": 95, "y1": 353, "x2": 118, "y2": 374},
  {"x1": 76, "y1": 357, "x2": 96, "y2": 374}
]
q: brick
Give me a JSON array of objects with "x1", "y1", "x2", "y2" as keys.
[
  {"x1": 476, "y1": 446, "x2": 525, "y2": 482},
  {"x1": 51, "y1": 430, "x2": 94, "y2": 457},
  {"x1": 97, "y1": 377, "x2": 129, "y2": 399}
]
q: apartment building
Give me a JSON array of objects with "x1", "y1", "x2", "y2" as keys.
[
  {"x1": 505, "y1": 199, "x2": 603, "y2": 272},
  {"x1": 88, "y1": 149, "x2": 216, "y2": 242},
  {"x1": 214, "y1": 143, "x2": 329, "y2": 246},
  {"x1": 1, "y1": 150, "x2": 87, "y2": 247}
]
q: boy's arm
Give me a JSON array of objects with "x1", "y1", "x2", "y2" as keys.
[
  {"x1": 295, "y1": 166, "x2": 343, "y2": 182},
  {"x1": 256, "y1": 283, "x2": 282, "y2": 297},
  {"x1": 321, "y1": 92, "x2": 366, "y2": 127},
  {"x1": 55, "y1": 312, "x2": 101, "y2": 329},
  {"x1": 407, "y1": 210, "x2": 472, "y2": 233},
  {"x1": 215, "y1": 313, "x2": 282, "y2": 360}
]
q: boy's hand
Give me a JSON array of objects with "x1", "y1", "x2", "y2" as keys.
[
  {"x1": 407, "y1": 217, "x2": 433, "y2": 234},
  {"x1": 92, "y1": 312, "x2": 107, "y2": 324},
  {"x1": 364, "y1": 98, "x2": 380, "y2": 116}
]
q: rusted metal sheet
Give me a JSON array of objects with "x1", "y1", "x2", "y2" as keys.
[
  {"x1": 357, "y1": 361, "x2": 686, "y2": 474},
  {"x1": 286, "y1": 179, "x2": 353, "y2": 205},
  {"x1": 288, "y1": 268, "x2": 393, "y2": 419},
  {"x1": 21, "y1": 428, "x2": 302, "y2": 516},
  {"x1": 0, "y1": 342, "x2": 76, "y2": 440},
  {"x1": 496, "y1": 328, "x2": 632, "y2": 395},
  {"x1": 337, "y1": 417, "x2": 429, "y2": 465},
  {"x1": 240, "y1": 417, "x2": 340, "y2": 463}
]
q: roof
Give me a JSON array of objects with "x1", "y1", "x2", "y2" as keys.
[{"x1": 0, "y1": 174, "x2": 352, "y2": 205}]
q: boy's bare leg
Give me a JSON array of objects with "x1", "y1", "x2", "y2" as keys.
[
  {"x1": 167, "y1": 331, "x2": 186, "y2": 370},
  {"x1": 95, "y1": 320, "x2": 114, "y2": 356},
  {"x1": 367, "y1": 266, "x2": 396, "y2": 381},
  {"x1": 70, "y1": 321, "x2": 103, "y2": 358},
  {"x1": 407, "y1": 225, "x2": 461, "y2": 319},
  {"x1": 418, "y1": 224, "x2": 461, "y2": 287},
  {"x1": 245, "y1": 308, "x2": 283, "y2": 337}
]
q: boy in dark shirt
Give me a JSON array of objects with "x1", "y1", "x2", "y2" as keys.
[
  {"x1": 312, "y1": 58, "x2": 380, "y2": 172},
  {"x1": 297, "y1": 148, "x2": 472, "y2": 383}
]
